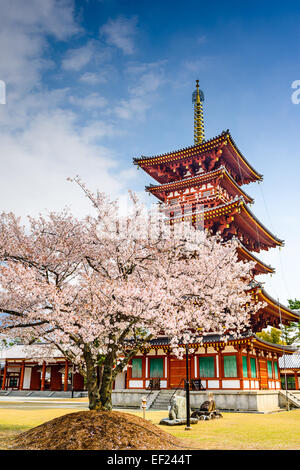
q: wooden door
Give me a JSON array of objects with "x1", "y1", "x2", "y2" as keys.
[
  {"x1": 169, "y1": 357, "x2": 191, "y2": 389},
  {"x1": 259, "y1": 358, "x2": 268, "y2": 389}
]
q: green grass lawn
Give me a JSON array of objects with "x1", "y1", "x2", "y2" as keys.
[
  {"x1": 135, "y1": 409, "x2": 300, "y2": 450},
  {"x1": 0, "y1": 406, "x2": 299, "y2": 450}
]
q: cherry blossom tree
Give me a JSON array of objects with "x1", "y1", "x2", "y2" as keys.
[{"x1": 0, "y1": 178, "x2": 261, "y2": 410}]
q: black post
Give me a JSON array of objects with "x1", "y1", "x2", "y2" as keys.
[
  {"x1": 71, "y1": 364, "x2": 74, "y2": 399},
  {"x1": 185, "y1": 344, "x2": 191, "y2": 430}
]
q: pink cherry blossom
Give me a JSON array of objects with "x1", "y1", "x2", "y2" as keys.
[{"x1": 0, "y1": 177, "x2": 263, "y2": 409}]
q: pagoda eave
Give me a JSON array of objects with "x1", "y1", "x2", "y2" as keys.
[
  {"x1": 237, "y1": 243, "x2": 275, "y2": 275},
  {"x1": 233, "y1": 202, "x2": 284, "y2": 252},
  {"x1": 167, "y1": 198, "x2": 283, "y2": 252},
  {"x1": 134, "y1": 130, "x2": 263, "y2": 186},
  {"x1": 146, "y1": 166, "x2": 254, "y2": 204},
  {"x1": 252, "y1": 288, "x2": 300, "y2": 325},
  {"x1": 252, "y1": 334, "x2": 297, "y2": 354}
]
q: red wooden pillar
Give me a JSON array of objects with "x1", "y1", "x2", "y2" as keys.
[
  {"x1": 142, "y1": 355, "x2": 146, "y2": 389},
  {"x1": 1, "y1": 361, "x2": 7, "y2": 390},
  {"x1": 294, "y1": 371, "x2": 299, "y2": 390},
  {"x1": 218, "y1": 347, "x2": 224, "y2": 389},
  {"x1": 19, "y1": 361, "x2": 25, "y2": 390},
  {"x1": 167, "y1": 355, "x2": 171, "y2": 388},
  {"x1": 236, "y1": 347, "x2": 244, "y2": 390},
  {"x1": 64, "y1": 360, "x2": 68, "y2": 392},
  {"x1": 246, "y1": 348, "x2": 251, "y2": 385},
  {"x1": 41, "y1": 361, "x2": 46, "y2": 391},
  {"x1": 190, "y1": 353, "x2": 195, "y2": 380}
]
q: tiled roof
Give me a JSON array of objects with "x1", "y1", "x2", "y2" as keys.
[
  {"x1": 279, "y1": 353, "x2": 300, "y2": 369},
  {"x1": 134, "y1": 130, "x2": 263, "y2": 182}
]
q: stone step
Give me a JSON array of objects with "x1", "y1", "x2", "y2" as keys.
[
  {"x1": 151, "y1": 405, "x2": 169, "y2": 409},
  {"x1": 149, "y1": 389, "x2": 187, "y2": 410},
  {"x1": 154, "y1": 397, "x2": 172, "y2": 401}
]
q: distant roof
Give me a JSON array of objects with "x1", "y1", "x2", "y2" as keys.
[
  {"x1": 0, "y1": 343, "x2": 62, "y2": 360},
  {"x1": 279, "y1": 353, "x2": 300, "y2": 369},
  {"x1": 149, "y1": 334, "x2": 297, "y2": 354}
]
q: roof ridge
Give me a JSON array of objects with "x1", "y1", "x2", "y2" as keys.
[{"x1": 134, "y1": 130, "x2": 229, "y2": 162}]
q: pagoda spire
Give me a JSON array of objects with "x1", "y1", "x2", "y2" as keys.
[{"x1": 192, "y1": 79, "x2": 205, "y2": 145}]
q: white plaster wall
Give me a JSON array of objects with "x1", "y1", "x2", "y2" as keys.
[
  {"x1": 23, "y1": 367, "x2": 31, "y2": 389},
  {"x1": 207, "y1": 380, "x2": 219, "y2": 388},
  {"x1": 190, "y1": 391, "x2": 281, "y2": 412},
  {"x1": 112, "y1": 390, "x2": 147, "y2": 408},
  {"x1": 112, "y1": 390, "x2": 284, "y2": 412},
  {"x1": 222, "y1": 380, "x2": 240, "y2": 389},
  {"x1": 129, "y1": 380, "x2": 143, "y2": 388}
]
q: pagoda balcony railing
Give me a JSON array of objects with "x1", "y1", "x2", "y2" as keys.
[{"x1": 164, "y1": 194, "x2": 232, "y2": 213}]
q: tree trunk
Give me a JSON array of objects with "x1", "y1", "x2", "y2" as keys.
[
  {"x1": 83, "y1": 346, "x2": 114, "y2": 411},
  {"x1": 99, "y1": 364, "x2": 113, "y2": 411},
  {"x1": 99, "y1": 351, "x2": 115, "y2": 411}
]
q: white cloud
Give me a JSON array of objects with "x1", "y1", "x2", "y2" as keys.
[
  {"x1": 79, "y1": 71, "x2": 108, "y2": 84},
  {"x1": 0, "y1": 0, "x2": 80, "y2": 39},
  {"x1": 100, "y1": 15, "x2": 138, "y2": 55},
  {"x1": 61, "y1": 42, "x2": 96, "y2": 71},
  {"x1": 80, "y1": 120, "x2": 124, "y2": 142},
  {"x1": 114, "y1": 60, "x2": 167, "y2": 120},
  {"x1": 129, "y1": 70, "x2": 166, "y2": 97},
  {"x1": 114, "y1": 97, "x2": 150, "y2": 120},
  {"x1": 0, "y1": 110, "x2": 131, "y2": 218},
  {"x1": 0, "y1": 0, "x2": 80, "y2": 93},
  {"x1": 69, "y1": 92, "x2": 107, "y2": 109},
  {"x1": 0, "y1": 1, "x2": 136, "y2": 220},
  {"x1": 183, "y1": 57, "x2": 212, "y2": 73}
]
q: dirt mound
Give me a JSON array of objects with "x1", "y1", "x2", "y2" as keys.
[{"x1": 11, "y1": 410, "x2": 186, "y2": 450}]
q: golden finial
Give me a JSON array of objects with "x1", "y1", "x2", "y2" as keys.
[{"x1": 192, "y1": 79, "x2": 205, "y2": 145}]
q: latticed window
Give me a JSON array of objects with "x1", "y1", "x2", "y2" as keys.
[
  {"x1": 267, "y1": 360, "x2": 273, "y2": 379},
  {"x1": 250, "y1": 358, "x2": 257, "y2": 378},
  {"x1": 223, "y1": 355, "x2": 237, "y2": 377},
  {"x1": 149, "y1": 358, "x2": 164, "y2": 378},
  {"x1": 8, "y1": 375, "x2": 18, "y2": 388},
  {"x1": 131, "y1": 358, "x2": 143, "y2": 378},
  {"x1": 199, "y1": 356, "x2": 215, "y2": 377},
  {"x1": 242, "y1": 356, "x2": 248, "y2": 377}
]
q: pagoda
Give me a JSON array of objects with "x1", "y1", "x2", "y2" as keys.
[{"x1": 125, "y1": 80, "x2": 300, "y2": 393}]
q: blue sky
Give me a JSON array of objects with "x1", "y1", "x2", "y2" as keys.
[{"x1": 0, "y1": 0, "x2": 299, "y2": 305}]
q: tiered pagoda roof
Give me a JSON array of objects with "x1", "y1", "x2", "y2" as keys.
[
  {"x1": 133, "y1": 81, "x2": 296, "y2": 334},
  {"x1": 165, "y1": 197, "x2": 283, "y2": 252},
  {"x1": 146, "y1": 166, "x2": 254, "y2": 204},
  {"x1": 134, "y1": 130, "x2": 263, "y2": 185},
  {"x1": 251, "y1": 287, "x2": 300, "y2": 327},
  {"x1": 236, "y1": 242, "x2": 274, "y2": 276}
]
